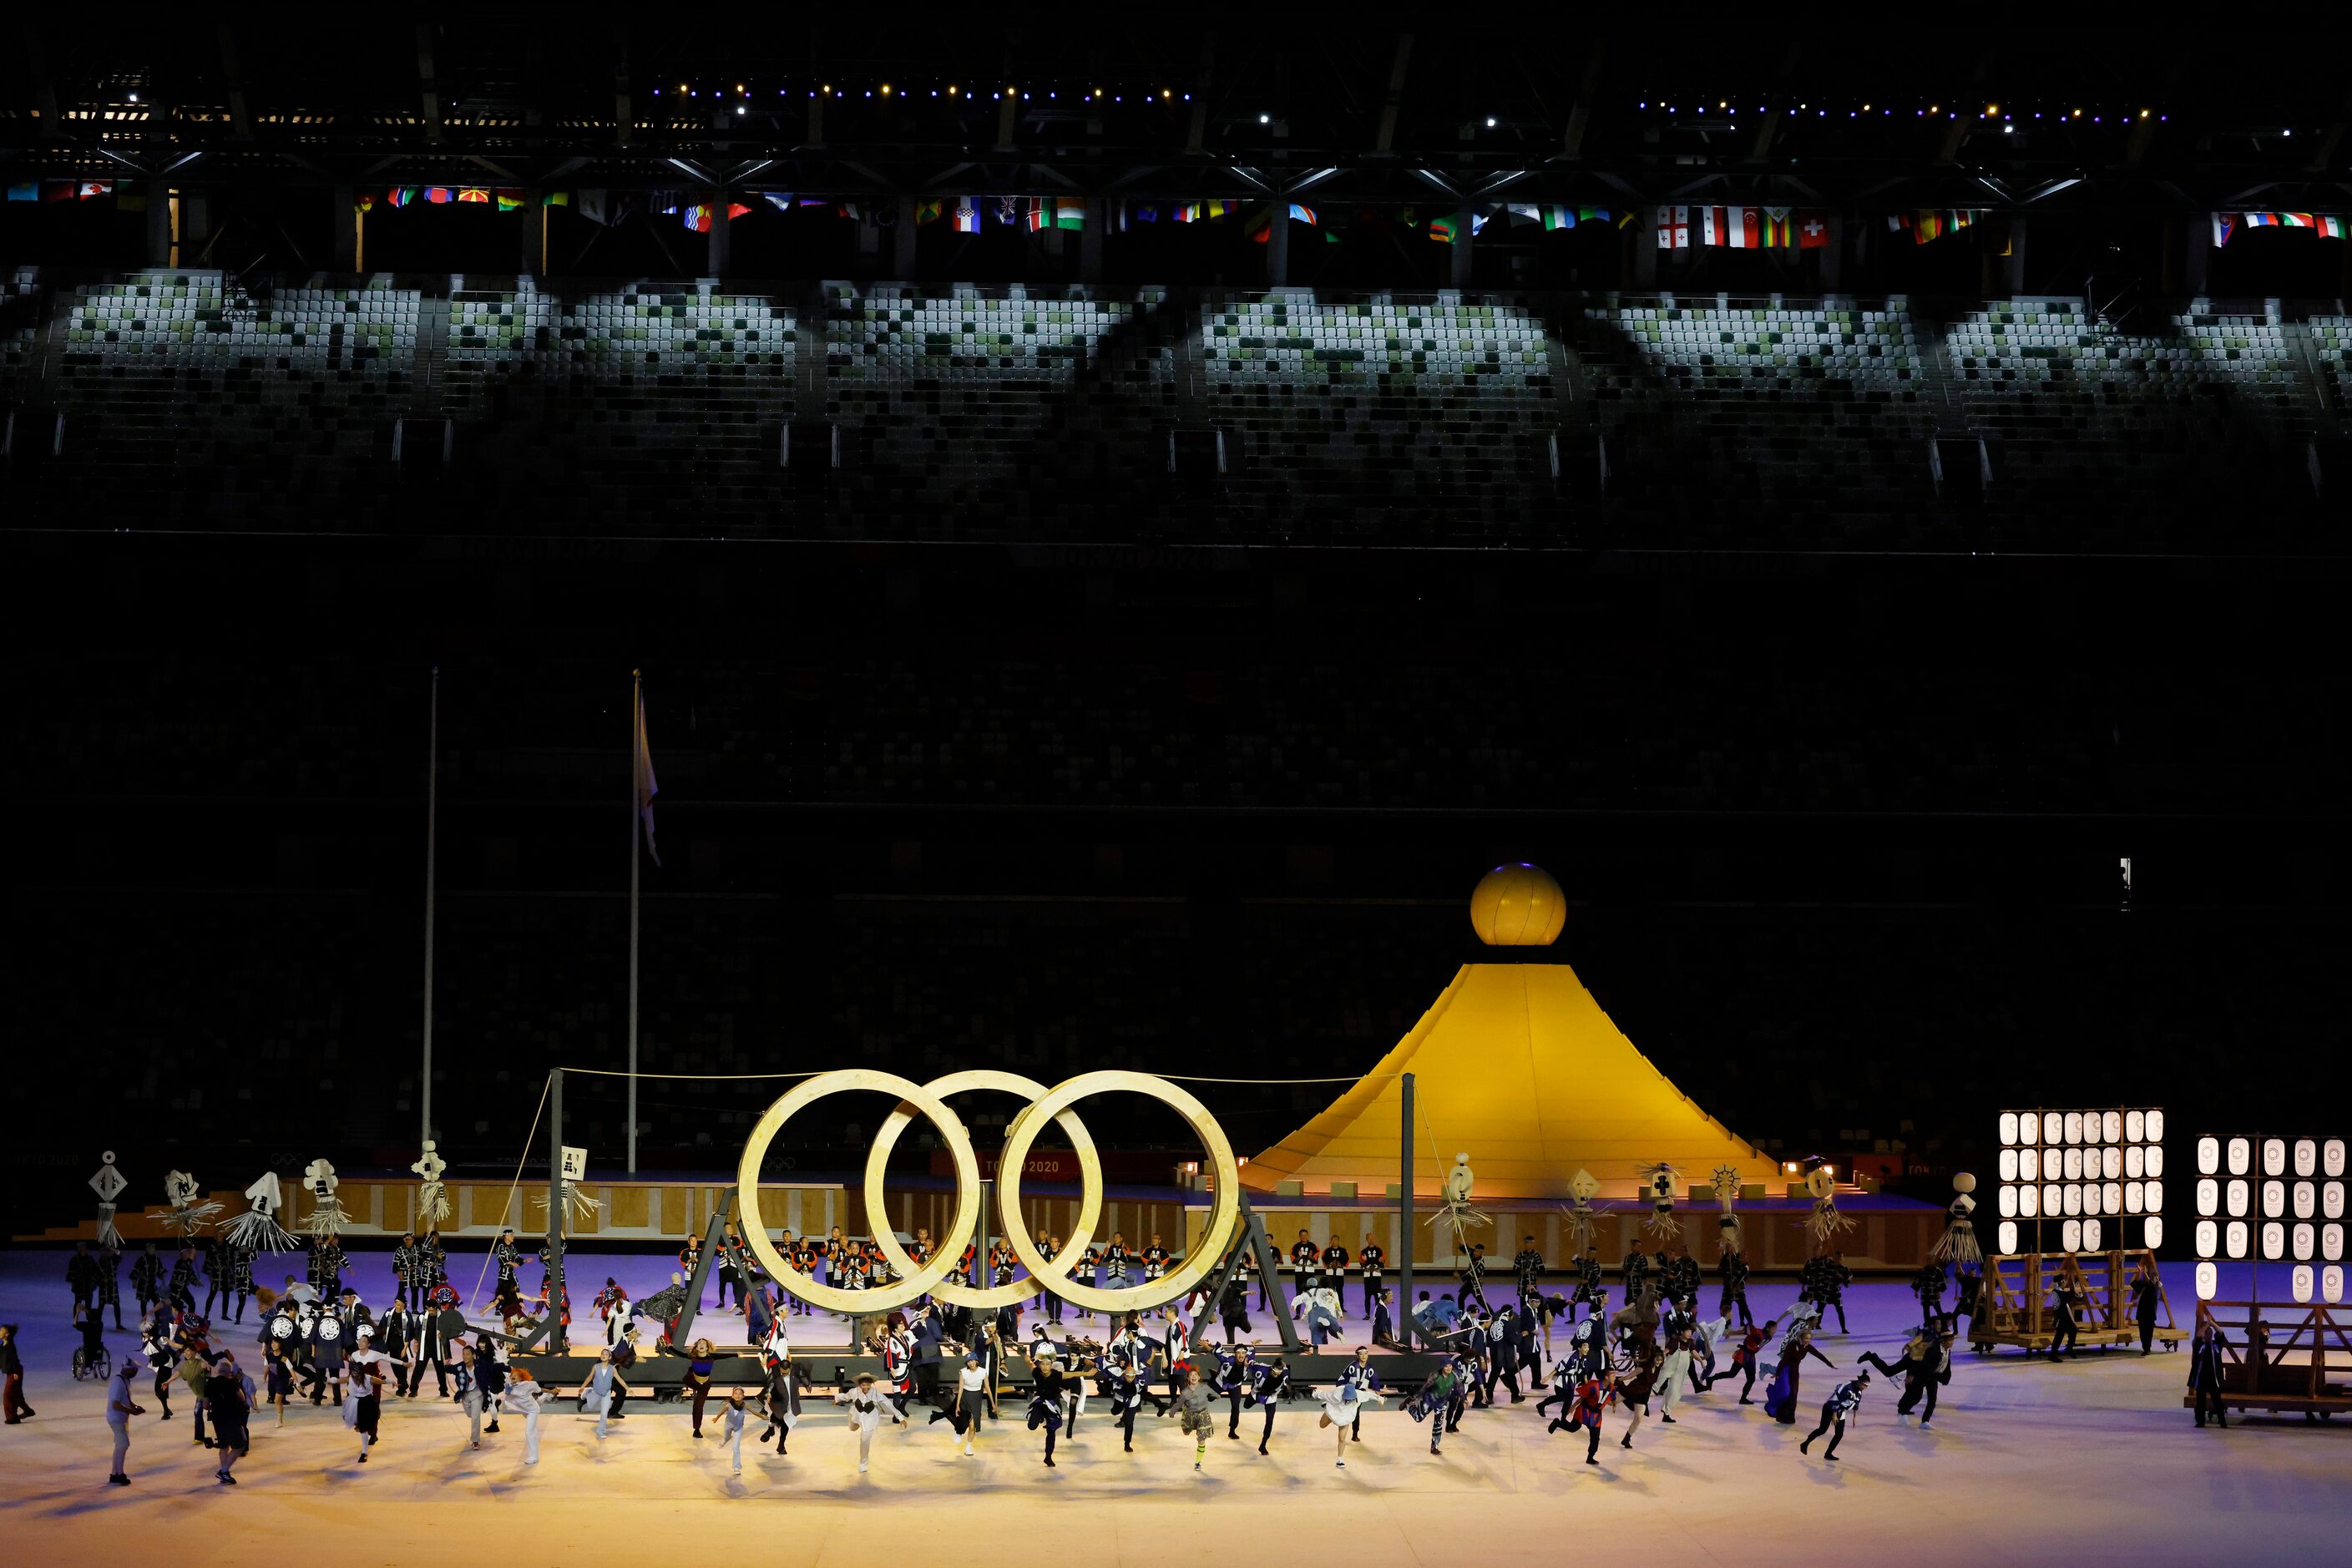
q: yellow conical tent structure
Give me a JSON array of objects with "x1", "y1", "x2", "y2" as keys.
[{"x1": 1248, "y1": 871, "x2": 1773, "y2": 1201}]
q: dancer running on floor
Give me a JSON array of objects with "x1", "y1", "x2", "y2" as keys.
[{"x1": 1800, "y1": 1369, "x2": 1871, "y2": 1460}]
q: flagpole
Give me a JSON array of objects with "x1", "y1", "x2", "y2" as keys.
[
  {"x1": 627, "y1": 668, "x2": 642, "y2": 1176},
  {"x1": 421, "y1": 664, "x2": 439, "y2": 1150}
]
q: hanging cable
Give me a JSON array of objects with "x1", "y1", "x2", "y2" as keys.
[{"x1": 463, "y1": 1075, "x2": 550, "y2": 1316}]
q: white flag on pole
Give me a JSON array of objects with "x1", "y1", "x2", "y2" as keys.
[{"x1": 633, "y1": 681, "x2": 660, "y2": 867}]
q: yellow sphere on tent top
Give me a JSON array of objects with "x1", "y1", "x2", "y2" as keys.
[{"x1": 1469, "y1": 862, "x2": 1565, "y2": 947}]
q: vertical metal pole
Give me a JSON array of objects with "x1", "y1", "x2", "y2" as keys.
[
  {"x1": 626, "y1": 670, "x2": 641, "y2": 1175},
  {"x1": 975, "y1": 1178, "x2": 993, "y2": 1402},
  {"x1": 1399, "y1": 1071, "x2": 1416, "y2": 1347},
  {"x1": 421, "y1": 665, "x2": 438, "y2": 1147},
  {"x1": 547, "y1": 1068, "x2": 567, "y2": 1354}
]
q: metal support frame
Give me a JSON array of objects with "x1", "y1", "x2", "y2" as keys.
[
  {"x1": 1185, "y1": 1190, "x2": 1304, "y2": 1354},
  {"x1": 667, "y1": 1189, "x2": 736, "y2": 1347},
  {"x1": 1399, "y1": 1070, "x2": 1418, "y2": 1347},
  {"x1": 545, "y1": 1067, "x2": 568, "y2": 1354}
]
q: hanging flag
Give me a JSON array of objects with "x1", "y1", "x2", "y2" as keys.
[
  {"x1": 1656, "y1": 205, "x2": 1690, "y2": 249},
  {"x1": 1542, "y1": 205, "x2": 1576, "y2": 230},
  {"x1": 1429, "y1": 214, "x2": 1459, "y2": 243},
  {"x1": 5, "y1": 182, "x2": 35, "y2": 202},
  {"x1": 2319, "y1": 215, "x2": 2346, "y2": 239},
  {"x1": 995, "y1": 196, "x2": 1020, "y2": 227},
  {"x1": 953, "y1": 196, "x2": 980, "y2": 232},
  {"x1": 634, "y1": 680, "x2": 660, "y2": 867},
  {"x1": 457, "y1": 187, "x2": 491, "y2": 205},
  {"x1": 388, "y1": 187, "x2": 420, "y2": 208},
  {"x1": 1762, "y1": 207, "x2": 1793, "y2": 246},
  {"x1": 494, "y1": 188, "x2": 524, "y2": 211},
  {"x1": 1288, "y1": 202, "x2": 1316, "y2": 225},
  {"x1": 425, "y1": 187, "x2": 454, "y2": 205},
  {"x1": 78, "y1": 180, "x2": 114, "y2": 200},
  {"x1": 1024, "y1": 198, "x2": 1048, "y2": 233},
  {"x1": 1507, "y1": 203, "x2": 1540, "y2": 225},
  {"x1": 544, "y1": 190, "x2": 571, "y2": 208},
  {"x1": 1914, "y1": 210, "x2": 1947, "y2": 243},
  {"x1": 1885, "y1": 211, "x2": 1913, "y2": 235},
  {"x1": 577, "y1": 190, "x2": 609, "y2": 224},
  {"x1": 1588, "y1": 207, "x2": 1620, "y2": 227},
  {"x1": 1173, "y1": 202, "x2": 1199, "y2": 224},
  {"x1": 354, "y1": 191, "x2": 377, "y2": 213},
  {"x1": 1797, "y1": 210, "x2": 1830, "y2": 248},
  {"x1": 2211, "y1": 212, "x2": 2237, "y2": 246},
  {"x1": 839, "y1": 201, "x2": 862, "y2": 221},
  {"x1": 2281, "y1": 211, "x2": 2316, "y2": 229},
  {"x1": 1127, "y1": 201, "x2": 1160, "y2": 225},
  {"x1": 683, "y1": 205, "x2": 714, "y2": 232},
  {"x1": 914, "y1": 198, "x2": 943, "y2": 225},
  {"x1": 1469, "y1": 209, "x2": 1491, "y2": 235},
  {"x1": 1054, "y1": 196, "x2": 1085, "y2": 230},
  {"x1": 41, "y1": 180, "x2": 75, "y2": 204},
  {"x1": 1704, "y1": 206, "x2": 1760, "y2": 248}
]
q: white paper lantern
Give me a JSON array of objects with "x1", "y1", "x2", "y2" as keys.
[
  {"x1": 2064, "y1": 1184, "x2": 2083, "y2": 1216},
  {"x1": 2226, "y1": 1221, "x2": 2249, "y2": 1258},
  {"x1": 2264, "y1": 1138, "x2": 2288, "y2": 1177},
  {"x1": 2295, "y1": 1139, "x2": 2318, "y2": 1179},
  {"x1": 2102, "y1": 1147, "x2": 2123, "y2": 1181},
  {"x1": 2064, "y1": 1148, "x2": 2085, "y2": 1181},
  {"x1": 2294, "y1": 1265, "x2": 2315, "y2": 1302},
  {"x1": 2228, "y1": 1137, "x2": 2251, "y2": 1177},
  {"x1": 2144, "y1": 1215, "x2": 2164, "y2": 1251},
  {"x1": 2021, "y1": 1148, "x2": 2041, "y2": 1183},
  {"x1": 2126, "y1": 1146, "x2": 2145, "y2": 1179},
  {"x1": 2326, "y1": 1140, "x2": 2346, "y2": 1180},
  {"x1": 2325, "y1": 1265, "x2": 2344, "y2": 1303},
  {"x1": 2263, "y1": 1180, "x2": 2286, "y2": 1217},
  {"x1": 2102, "y1": 1110, "x2": 2123, "y2": 1144},
  {"x1": 1999, "y1": 1148, "x2": 2019, "y2": 1182},
  {"x1": 1999, "y1": 1184, "x2": 2018, "y2": 1218},
  {"x1": 2045, "y1": 1183, "x2": 2065, "y2": 1216},
  {"x1": 2198, "y1": 1136, "x2": 2221, "y2": 1176},
  {"x1": 2227, "y1": 1180, "x2": 2250, "y2": 1218},
  {"x1": 2294, "y1": 1222, "x2": 2315, "y2": 1260},
  {"x1": 2126, "y1": 1181, "x2": 2144, "y2": 1213},
  {"x1": 2295, "y1": 1182, "x2": 2316, "y2": 1221},
  {"x1": 2085, "y1": 1217, "x2": 2104, "y2": 1251},
  {"x1": 2020, "y1": 1111, "x2": 2041, "y2": 1146},
  {"x1": 2144, "y1": 1181, "x2": 2162, "y2": 1214},
  {"x1": 2061, "y1": 1219, "x2": 2082, "y2": 1252},
  {"x1": 2198, "y1": 1177, "x2": 2220, "y2": 1216},
  {"x1": 2102, "y1": 1181, "x2": 2122, "y2": 1216},
  {"x1": 2000, "y1": 1112, "x2": 2021, "y2": 1146},
  {"x1": 2145, "y1": 1145, "x2": 2164, "y2": 1180},
  {"x1": 2145, "y1": 1110, "x2": 2165, "y2": 1142},
  {"x1": 2020, "y1": 1186, "x2": 2040, "y2": 1218},
  {"x1": 1999, "y1": 1220, "x2": 2019, "y2": 1254},
  {"x1": 2195, "y1": 1219, "x2": 2218, "y2": 1257},
  {"x1": 2325, "y1": 1224, "x2": 2344, "y2": 1262},
  {"x1": 2195, "y1": 1261, "x2": 2218, "y2": 1300},
  {"x1": 2327, "y1": 1183, "x2": 2345, "y2": 1222},
  {"x1": 2126, "y1": 1110, "x2": 2146, "y2": 1142},
  {"x1": 2064, "y1": 1112, "x2": 2085, "y2": 1144},
  {"x1": 2263, "y1": 1222, "x2": 2287, "y2": 1261}
]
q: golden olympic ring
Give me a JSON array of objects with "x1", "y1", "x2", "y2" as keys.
[
  {"x1": 736, "y1": 1068, "x2": 1240, "y2": 1316},
  {"x1": 867, "y1": 1070, "x2": 1102, "y2": 1312}
]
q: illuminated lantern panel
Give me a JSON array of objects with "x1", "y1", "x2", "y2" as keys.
[
  {"x1": 2228, "y1": 1138, "x2": 2251, "y2": 1177},
  {"x1": 2194, "y1": 1219, "x2": 2218, "y2": 1257},
  {"x1": 2125, "y1": 1181, "x2": 2143, "y2": 1213},
  {"x1": 2064, "y1": 1185, "x2": 2082, "y2": 1216},
  {"x1": 2264, "y1": 1138, "x2": 2288, "y2": 1177},
  {"x1": 2294, "y1": 1265, "x2": 2314, "y2": 1302},
  {"x1": 2327, "y1": 1183, "x2": 2345, "y2": 1222},
  {"x1": 2294, "y1": 1222, "x2": 2315, "y2": 1261},
  {"x1": 2021, "y1": 1149, "x2": 2041, "y2": 1182},
  {"x1": 2263, "y1": 1180, "x2": 2286, "y2": 1217},
  {"x1": 2021, "y1": 1186, "x2": 2041, "y2": 1218},
  {"x1": 2198, "y1": 1136, "x2": 2221, "y2": 1176},
  {"x1": 2226, "y1": 1221, "x2": 2249, "y2": 1258},
  {"x1": 2327, "y1": 1140, "x2": 2346, "y2": 1179},
  {"x1": 2045, "y1": 1183, "x2": 2064, "y2": 1216},
  {"x1": 2021, "y1": 1112, "x2": 2041, "y2": 1146},
  {"x1": 2262, "y1": 1222, "x2": 2287, "y2": 1261},
  {"x1": 2064, "y1": 1112, "x2": 2084, "y2": 1144},
  {"x1": 2295, "y1": 1182, "x2": 2316, "y2": 1221},
  {"x1": 2061, "y1": 1219, "x2": 2082, "y2": 1252},
  {"x1": 2102, "y1": 1147, "x2": 2123, "y2": 1181},
  {"x1": 2126, "y1": 1110, "x2": 2146, "y2": 1142},
  {"x1": 1999, "y1": 1221, "x2": 2020, "y2": 1254},
  {"x1": 2326, "y1": 1266, "x2": 2344, "y2": 1304},
  {"x1": 2196, "y1": 1261, "x2": 2219, "y2": 1300},
  {"x1": 2227, "y1": 1180, "x2": 2250, "y2": 1218},
  {"x1": 2102, "y1": 1111, "x2": 2123, "y2": 1144},
  {"x1": 2295, "y1": 1139, "x2": 2318, "y2": 1178},
  {"x1": 2145, "y1": 1110, "x2": 2165, "y2": 1142},
  {"x1": 2126, "y1": 1146, "x2": 2145, "y2": 1179},
  {"x1": 2146, "y1": 1146, "x2": 2164, "y2": 1180},
  {"x1": 2144, "y1": 1182, "x2": 2162, "y2": 1214},
  {"x1": 2102, "y1": 1181, "x2": 2122, "y2": 1216},
  {"x1": 2197, "y1": 1178, "x2": 2219, "y2": 1216},
  {"x1": 2064, "y1": 1148, "x2": 2084, "y2": 1181},
  {"x1": 1999, "y1": 1149, "x2": 2019, "y2": 1182},
  {"x1": 2143, "y1": 1215, "x2": 2164, "y2": 1251},
  {"x1": 2081, "y1": 1217, "x2": 2102, "y2": 1251},
  {"x1": 2325, "y1": 1224, "x2": 2344, "y2": 1262},
  {"x1": 2000, "y1": 1112, "x2": 2021, "y2": 1146},
  {"x1": 1998, "y1": 1185, "x2": 2017, "y2": 1218}
]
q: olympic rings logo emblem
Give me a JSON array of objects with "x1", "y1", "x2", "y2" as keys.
[{"x1": 735, "y1": 1069, "x2": 1242, "y2": 1315}]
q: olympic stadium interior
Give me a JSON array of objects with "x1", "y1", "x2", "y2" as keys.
[{"x1": 5, "y1": 17, "x2": 2348, "y2": 1238}]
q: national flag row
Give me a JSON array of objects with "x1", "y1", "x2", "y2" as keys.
[
  {"x1": 6, "y1": 180, "x2": 115, "y2": 202},
  {"x1": 1655, "y1": 206, "x2": 1833, "y2": 250},
  {"x1": 2213, "y1": 212, "x2": 2348, "y2": 245}
]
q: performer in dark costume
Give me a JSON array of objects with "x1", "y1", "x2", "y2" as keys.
[
  {"x1": 1459, "y1": 1244, "x2": 1492, "y2": 1316},
  {"x1": 1359, "y1": 1233, "x2": 1386, "y2": 1319},
  {"x1": 1218, "y1": 1271, "x2": 1252, "y2": 1345},
  {"x1": 2131, "y1": 1258, "x2": 2163, "y2": 1353},
  {"x1": 1763, "y1": 1322, "x2": 1835, "y2": 1425},
  {"x1": 1247, "y1": 1353, "x2": 1290, "y2": 1454},
  {"x1": 1620, "y1": 1244, "x2": 1649, "y2": 1314},
  {"x1": 2046, "y1": 1256, "x2": 2088, "y2": 1362},
  {"x1": 1337, "y1": 1345, "x2": 1383, "y2": 1443},
  {"x1": 1405, "y1": 1353, "x2": 1467, "y2": 1455},
  {"x1": 2187, "y1": 1319, "x2": 2229, "y2": 1428},
  {"x1": 1211, "y1": 1343, "x2": 1255, "y2": 1438},
  {"x1": 130, "y1": 1244, "x2": 164, "y2": 1320},
  {"x1": 1570, "y1": 1247, "x2": 1606, "y2": 1324},
  {"x1": 1616, "y1": 1336, "x2": 1662, "y2": 1449},
  {"x1": 1818, "y1": 1252, "x2": 1853, "y2": 1335},
  {"x1": 1717, "y1": 1246, "x2": 1753, "y2": 1328},
  {"x1": 1512, "y1": 1236, "x2": 1545, "y2": 1313},
  {"x1": 1864, "y1": 1327, "x2": 1955, "y2": 1426},
  {"x1": 1914, "y1": 1259, "x2": 1948, "y2": 1332},
  {"x1": 94, "y1": 1245, "x2": 126, "y2": 1330},
  {"x1": 1799, "y1": 1369, "x2": 1870, "y2": 1460},
  {"x1": 492, "y1": 1230, "x2": 524, "y2": 1299},
  {"x1": 1707, "y1": 1318, "x2": 1775, "y2": 1404}
]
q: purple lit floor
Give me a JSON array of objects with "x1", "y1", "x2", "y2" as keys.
[{"x1": 2, "y1": 1250, "x2": 2344, "y2": 1565}]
